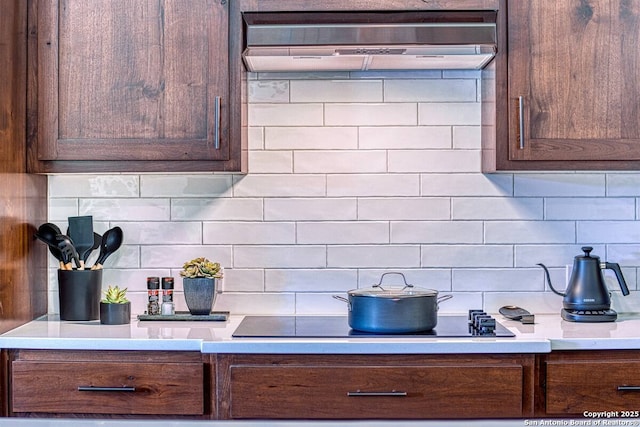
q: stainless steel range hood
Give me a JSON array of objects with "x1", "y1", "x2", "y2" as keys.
[{"x1": 242, "y1": 11, "x2": 498, "y2": 72}]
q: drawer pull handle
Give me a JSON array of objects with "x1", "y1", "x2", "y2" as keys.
[
  {"x1": 518, "y1": 96, "x2": 525, "y2": 149},
  {"x1": 78, "y1": 386, "x2": 136, "y2": 392},
  {"x1": 347, "y1": 390, "x2": 408, "y2": 397},
  {"x1": 214, "y1": 96, "x2": 221, "y2": 150},
  {"x1": 618, "y1": 386, "x2": 640, "y2": 391}
]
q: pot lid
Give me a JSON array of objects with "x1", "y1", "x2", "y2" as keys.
[{"x1": 348, "y1": 284, "x2": 438, "y2": 298}]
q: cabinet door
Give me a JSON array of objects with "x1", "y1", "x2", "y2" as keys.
[
  {"x1": 507, "y1": 0, "x2": 640, "y2": 164},
  {"x1": 31, "y1": 0, "x2": 233, "y2": 172}
]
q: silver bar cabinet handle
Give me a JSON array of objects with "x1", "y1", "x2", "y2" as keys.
[
  {"x1": 617, "y1": 386, "x2": 640, "y2": 391},
  {"x1": 347, "y1": 390, "x2": 408, "y2": 397},
  {"x1": 518, "y1": 96, "x2": 525, "y2": 149},
  {"x1": 214, "y1": 96, "x2": 221, "y2": 150},
  {"x1": 78, "y1": 386, "x2": 136, "y2": 392}
]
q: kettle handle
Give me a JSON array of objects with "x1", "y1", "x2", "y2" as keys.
[{"x1": 604, "y1": 262, "x2": 630, "y2": 296}]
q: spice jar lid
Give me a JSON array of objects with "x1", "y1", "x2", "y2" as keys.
[
  {"x1": 162, "y1": 277, "x2": 174, "y2": 289},
  {"x1": 147, "y1": 277, "x2": 160, "y2": 289}
]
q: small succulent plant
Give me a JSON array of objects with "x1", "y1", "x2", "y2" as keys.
[
  {"x1": 102, "y1": 285, "x2": 129, "y2": 304},
  {"x1": 180, "y1": 257, "x2": 223, "y2": 279}
]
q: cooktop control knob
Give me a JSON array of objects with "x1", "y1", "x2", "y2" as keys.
[{"x1": 468, "y1": 309, "x2": 497, "y2": 335}]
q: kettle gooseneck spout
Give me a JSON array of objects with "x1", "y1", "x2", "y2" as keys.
[{"x1": 537, "y1": 263, "x2": 566, "y2": 297}]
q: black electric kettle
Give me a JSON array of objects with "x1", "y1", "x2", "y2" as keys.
[{"x1": 537, "y1": 246, "x2": 629, "y2": 322}]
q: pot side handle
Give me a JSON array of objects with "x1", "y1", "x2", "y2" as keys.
[{"x1": 437, "y1": 294, "x2": 453, "y2": 307}]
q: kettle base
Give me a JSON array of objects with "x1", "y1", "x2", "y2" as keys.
[{"x1": 561, "y1": 308, "x2": 617, "y2": 322}]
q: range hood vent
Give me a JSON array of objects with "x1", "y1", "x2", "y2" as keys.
[{"x1": 242, "y1": 11, "x2": 498, "y2": 72}]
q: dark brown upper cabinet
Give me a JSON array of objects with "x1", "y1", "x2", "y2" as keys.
[
  {"x1": 487, "y1": 0, "x2": 640, "y2": 171},
  {"x1": 28, "y1": 0, "x2": 246, "y2": 173}
]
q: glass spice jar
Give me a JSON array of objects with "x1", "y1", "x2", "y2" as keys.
[
  {"x1": 146, "y1": 276, "x2": 160, "y2": 315},
  {"x1": 161, "y1": 277, "x2": 174, "y2": 315}
]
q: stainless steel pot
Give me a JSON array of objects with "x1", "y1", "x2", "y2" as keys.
[{"x1": 333, "y1": 272, "x2": 452, "y2": 333}]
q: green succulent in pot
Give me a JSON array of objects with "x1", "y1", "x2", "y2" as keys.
[
  {"x1": 180, "y1": 257, "x2": 223, "y2": 279},
  {"x1": 101, "y1": 285, "x2": 129, "y2": 304},
  {"x1": 180, "y1": 257, "x2": 223, "y2": 315},
  {"x1": 100, "y1": 285, "x2": 130, "y2": 325}
]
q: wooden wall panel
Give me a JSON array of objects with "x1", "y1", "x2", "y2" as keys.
[{"x1": 0, "y1": 0, "x2": 48, "y2": 335}]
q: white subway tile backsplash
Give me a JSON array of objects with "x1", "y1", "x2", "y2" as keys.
[
  {"x1": 234, "y1": 246, "x2": 326, "y2": 268},
  {"x1": 233, "y1": 174, "x2": 326, "y2": 197},
  {"x1": 215, "y1": 293, "x2": 296, "y2": 315},
  {"x1": 248, "y1": 150, "x2": 293, "y2": 173},
  {"x1": 248, "y1": 127, "x2": 265, "y2": 150},
  {"x1": 453, "y1": 126, "x2": 482, "y2": 149},
  {"x1": 248, "y1": 80, "x2": 290, "y2": 103},
  {"x1": 453, "y1": 268, "x2": 544, "y2": 292},
  {"x1": 249, "y1": 103, "x2": 324, "y2": 126},
  {"x1": 515, "y1": 244, "x2": 605, "y2": 268},
  {"x1": 358, "y1": 126, "x2": 451, "y2": 150},
  {"x1": 49, "y1": 175, "x2": 139, "y2": 198},
  {"x1": 290, "y1": 80, "x2": 382, "y2": 102},
  {"x1": 514, "y1": 173, "x2": 605, "y2": 197},
  {"x1": 203, "y1": 222, "x2": 296, "y2": 244},
  {"x1": 357, "y1": 197, "x2": 450, "y2": 221},
  {"x1": 607, "y1": 173, "x2": 640, "y2": 196},
  {"x1": 98, "y1": 245, "x2": 139, "y2": 269},
  {"x1": 578, "y1": 221, "x2": 640, "y2": 243},
  {"x1": 327, "y1": 245, "x2": 420, "y2": 268},
  {"x1": 327, "y1": 174, "x2": 419, "y2": 197},
  {"x1": 265, "y1": 198, "x2": 357, "y2": 221},
  {"x1": 418, "y1": 103, "x2": 480, "y2": 126},
  {"x1": 221, "y1": 269, "x2": 265, "y2": 292},
  {"x1": 421, "y1": 245, "x2": 513, "y2": 268},
  {"x1": 325, "y1": 103, "x2": 417, "y2": 126},
  {"x1": 141, "y1": 245, "x2": 233, "y2": 269},
  {"x1": 119, "y1": 221, "x2": 202, "y2": 244},
  {"x1": 295, "y1": 150, "x2": 387, "y2": 173},
  {"x1": 140, "y1": 175, "x2": 233, "y2": 197},
  {"x1": 265, "y1": 269, "x2": 357, "y2": 292},
  {"x1": 79, "y1": 199, "x2": 171, "y2": 221},
  {"x1": 545, "y1": 197, "x2": 635, "y2": 220},
  {"x1": 452, "y1": 197, "x2": 543, "y2": 220},
  {"x1": 384, "y1": 79, "x2": 477, "y2": 102},
  {"x1": 391, "y1": 221, "x2": 483, "y2": 244},
  {"x1": 172, "y1": 198, "x2": 263, "y2": 221},
  {"x1": 48, "y1": 198, "x2": 78, "y2": 221},
  {"x1": 265, "y1": 127, "x2": 358, "y2": 150},
  {"x1": 607, "y1": 245, "x2": 640, "y2": 267},
  {"x1": 389, "y1": 150, "x2": 481, "y2": 173},
  {"x1": 485, "y1": 221, "x2": 576, "y2": 244},
  {"x1": 46, "y1": 75, "x2": 640, "y2": 316},
  {"x1": 297, "y1": 221, "x2": 389, "y2": 244},
  {"x1": 296, "y1": 293, "x2": 352, "y2": 315},
  {"x1": 421, "y1": 173, "x2": 512, "y2": 196}
]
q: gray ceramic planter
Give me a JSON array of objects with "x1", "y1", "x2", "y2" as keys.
[
  {"x1": 100, "y1": 302, "x2": 131, "y2": 325},
  {"x1": 183, "y1": 277, "x2": 216, "y2": 315}
]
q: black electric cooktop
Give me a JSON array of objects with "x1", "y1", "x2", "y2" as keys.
[{"x1": 232, "y1": 315, "x2": 515, "y2": 338}]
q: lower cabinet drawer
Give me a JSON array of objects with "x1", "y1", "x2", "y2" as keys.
[
  {"x1": 229, "y1": 365, "x2": 524, "y2": 419},
  {"x1": 11, "y1": 360, "x2": 204, "y2": 415},
  {"x1": 546, "y1": 360, "x2": 640, "y2": 415}
]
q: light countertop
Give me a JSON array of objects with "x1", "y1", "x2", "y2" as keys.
[{"x1": 1, "y1": 313, "x2": 640, "y2": 354}]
